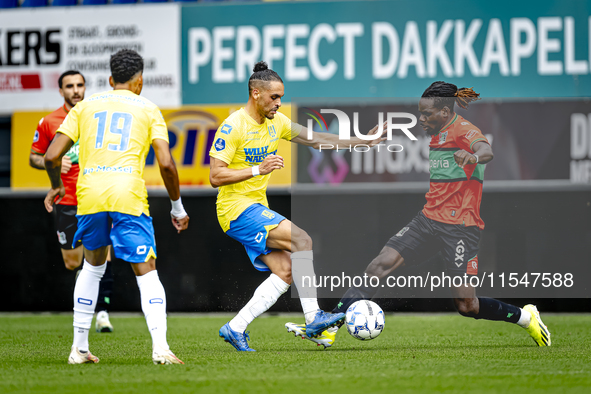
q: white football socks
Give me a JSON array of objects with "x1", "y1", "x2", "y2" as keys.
[
  {"x1": 229, "y1": 273, "x2": 290, "y2": 333},
  {"x1": 73, "y1": 260, "x2": 106, "y2": 352},
  {"x1": 517, "y1": 308, "x2": 532, "y2": 328},
  {"x1": 137, "y1": 270, "x2": 169, "y2": 351},
  {"x1": 291, "y1": 251, "x2": 320, "y2": 324}
]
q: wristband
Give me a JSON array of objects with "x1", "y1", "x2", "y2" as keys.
[
  {"x1": 473, "y1": 154, "x2": 479, "y2": 163},
  {"x1": 252, "y1": 165, "x2": 260, "y2": 177},
  {"x1": 170, "y1": 197, "x2": 187, "y2": 219}
]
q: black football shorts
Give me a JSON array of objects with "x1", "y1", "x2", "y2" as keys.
[
  {"x1": 53, "y1": 204, "x2": 82, "y2": 250},
  {"x1": 386, "y1": 211, "x2": 480, "y2": 275}
]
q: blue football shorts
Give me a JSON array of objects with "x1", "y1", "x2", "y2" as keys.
[
  {"x1": 73, "y1": 212, "x2": 157, "y2": 263},
  {"x1": 225, "y1": 204, "x2": 286, "y2": 272}
]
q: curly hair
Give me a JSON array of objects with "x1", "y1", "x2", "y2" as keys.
[
  {"x1": 248, "y1": 61, "x2": 283, "y2": 94},
  {"x1": 422, "y1": 81, "x2": 480, "y2": 110},
  {"x1": 110, "y1": 49, "x2": 144, "y2": 84}
]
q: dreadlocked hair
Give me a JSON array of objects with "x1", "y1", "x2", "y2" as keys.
[
  {"x1": 422, "y1": 81, "x2": 480, "y2": 110},
  {"x1": 248, "y1": 61, "x2": 283, "y2": 94}
]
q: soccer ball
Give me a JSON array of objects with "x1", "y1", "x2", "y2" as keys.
[{"x1": 345, "y1": 300, "x2": 385, "y2": 340}]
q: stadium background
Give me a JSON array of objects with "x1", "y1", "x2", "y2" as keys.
[{"x1": 1, "y1": 0, "x2": 590, "y2": 313}]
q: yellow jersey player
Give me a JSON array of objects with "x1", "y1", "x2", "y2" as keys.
[
  {"x1": 210, "y1": 61, "x2": 386, "y2": 351},
  {"x1": 44, "y1": 49, "x2": 190, "y2": 365}
]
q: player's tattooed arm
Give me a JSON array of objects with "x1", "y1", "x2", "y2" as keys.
[
  {"x1": 453, "y1": 141, "x2": 494, "y2": 168},
  {"x1": 291, "y1": 121, "x2": 387, "y2": 150},
  {"x1": 209, "y1": 154, "x2": 283, "y2": 188},
  {"x1": 30, "y1": 152, "x2": 72, "y2": 173},
  {"x1": 29, "y1": 153, "x2": 45, "y2": 169},
  {"x1": 43, "y1": 133, "x2": 74, "y2": 212}
]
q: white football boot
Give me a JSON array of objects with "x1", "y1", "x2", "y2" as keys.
[
  {"x1": 285, "y1": 322, "x2": 338, "y2": 349},
  {"x1": 68, "y1": 346, "x2": 99, "y2": 364},
  {"x1": 96, "y1": 311, "x2": 114, "y2": 333},
  {"x1": 152, "y1": 344, "x2": 184, "y2": 365}
]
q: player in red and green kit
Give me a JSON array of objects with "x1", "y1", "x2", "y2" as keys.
[
  {"x1": 30, "y1": 70, "x2": 115, "y2": 333},
  {"x1": 329, "y1": 81, "x2": 550, "y2": 347}
]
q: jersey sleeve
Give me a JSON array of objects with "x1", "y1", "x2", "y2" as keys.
[
  {"x1": 456, "y1": 127, "x2": 489, "y2": 153},
  {"x1": 149, "y1": 107, "x2": 169, "y2": 143},
  {"x1": 209, "y1": 121, "x2": 240, "y2": 165},
  {"x1": 277, "y1": 112, "x2": 303, "y2": 141},
  {"x1": 30, "y1": 117, "x2": 51, "y2": 155},
  {"x1": 56, "y1": 105, "x2": 80, "y2": 143}
]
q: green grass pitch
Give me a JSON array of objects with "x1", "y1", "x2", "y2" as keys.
[{"x1": 1, "y1": 313, "x2": 590, "y2": 393}]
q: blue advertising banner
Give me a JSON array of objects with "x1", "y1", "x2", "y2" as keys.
[{"x1": 181, "y1": 0, "x2": 591, "y2": 104}]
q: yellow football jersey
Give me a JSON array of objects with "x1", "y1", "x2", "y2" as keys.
[
  {"x1": 209, "y1": 109, "x2": 302, "y2": 232},
  {"x1": 57, "y1": 89, "x2": 169, "y2": 216}
]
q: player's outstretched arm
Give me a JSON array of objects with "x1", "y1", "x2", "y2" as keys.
[
  {"x1": 152, "y1": 138, "x2": 189, "y2": 234},
  {"x1": 453, "y1": 141, "x2": 494, "y2": 168},
  {"x1": 209, "y1": 154, "x2": 284, "y2": 188},
  {"x1": 291, "y1": 122, "x2": 387, "y2": 150},
  {"x1": 43, "y1": 133, "x2": 74, "y2": 212}
]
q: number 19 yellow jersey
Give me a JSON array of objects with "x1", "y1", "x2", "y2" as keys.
[{"x1": 57, "y1": 89, "x2": 169, "y2": 217}]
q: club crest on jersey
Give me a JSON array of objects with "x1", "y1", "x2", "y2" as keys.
[
  {"x1": 467, "y1": 256, "x2": 478, "y2": 275},
  {"x1": 465, "y1": 130, "x2": 478, "y2": 139},
  {"x1": 215, "y1": 138, "x2": 226, "y2": 151},
  {"x1": 438, "y1": 131, "x2": 448, "y2": 144},
  {"x1": 268, "y1": 125, "x2": 277, "y2": 138}
]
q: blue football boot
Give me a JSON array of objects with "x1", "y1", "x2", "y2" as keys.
[
  {"x1": 305, "y1": 310, "x2": 346, "y2": 338},
  {"x1": 219, "y1": 322, "x2": 256, "y2": 352}
]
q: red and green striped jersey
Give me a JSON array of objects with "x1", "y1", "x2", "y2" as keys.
[
  {"x1": 422, "y1": 114, "x2": 490, "y2": 230},
  {"x1": 31, "y1": 105, "x2": 80, "y2": 206}
]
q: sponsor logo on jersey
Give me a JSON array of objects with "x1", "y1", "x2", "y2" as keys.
[
  {"x1": 221, "y1": 124, "x2": 232, "y2": 135},
  {"x1": 430, "y1": 159, "x2": 449, "y2": 169},
  {"x1": 215, "y1": 138, "x2": 226, "y2": 151},
  {"x1": 137, "y1": 245, "x2": 147, "y2": 254},
  {"x1": 461, "y1": 122, "x2": 469, "y2": 125},
  {"x1": 467, "y1": 256, "x2": 478, "y2": 275},
  {"x1": 244, "y1": 146, "x2": 277, "y2": 164},
  {"x1": 465, "y1": 130, "x2": 478, "y2": 139},
  {"x1": 33, "y1": 130, "x2": 39, "y2": 143},
  {"x1": 83, "y1": 165, "x2": 132, "y2": 175},
  {"x1": 439, "y1": 131, "x2": 448, "y2": 144}
]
